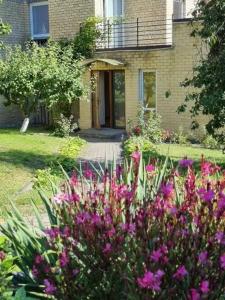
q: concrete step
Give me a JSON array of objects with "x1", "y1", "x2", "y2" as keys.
[{"x1": 76, "y1": 128, "x2": 127, "y2": 141}]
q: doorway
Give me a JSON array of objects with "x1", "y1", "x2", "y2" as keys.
[{"x1": 92, "y1": 70, "x2": 125, "y2": 129}]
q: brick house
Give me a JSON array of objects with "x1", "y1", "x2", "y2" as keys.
[{"x1": 0, "y1": 0, "x2": 205, "y2": 132}]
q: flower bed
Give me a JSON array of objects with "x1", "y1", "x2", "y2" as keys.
[{"x1": 1, "y1": 155, "x2": 225, "y2": 299}]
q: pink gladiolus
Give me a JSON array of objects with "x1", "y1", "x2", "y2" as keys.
[
  {"x1": 59, "y1": 251, "x2": 69, "y2": 267},
  {"x1": 161, "y1": 183, "x2": 174, "y2": 199},
  {"x1": 189, "y1": 289, "x2": 201, "y2": 300},
  {"x1": 137, "y1": 270, "x2": 164, "y2": 292},
  {"x1": 220, "y1": 254, "x2": 225, "y2": 269},
  {"x1": 173, "y1": 265, "x2": 188, "y2": 280},
  {"x1": 84, "y1": 169, "x2": 94, "y2": 179},
  {"x1": 215, "y1": 232, "x2": 225, "y2": 244},
  {"x1": 44, "y1": 279, "x2": 57, "y2": 295},
  {"x1": 197, "y1": 188, "x2": 215, "y2": 202},
  {"x1": 103, "y1": 243, "x2": 112, "y2": 254},
  {"x1": 150, "y1": 249, "x2": 162, "y2": 262},
  {"x1": 131, "y1": 151, "x2": 141, "y2": 164},
  {"x1": 200, "y1": 280, "x2": 209, "y2": 294},
  {"x1": 146, "y1": 164, "x2": 155, "y2": 173},
  {"x1": 198, "y1": 251, "x2": 208, "y2": 264}
]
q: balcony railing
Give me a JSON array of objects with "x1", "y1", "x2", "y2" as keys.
[{"x1": 95, "y1": 18, "x2": 173, "y2": 51}]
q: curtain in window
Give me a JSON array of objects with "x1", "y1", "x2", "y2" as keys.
[{"x1": 32, "y1": 5, "x2": 49, "y2": 36}]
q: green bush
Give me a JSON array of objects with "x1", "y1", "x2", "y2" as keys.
[
  {"x1": 202, "y1": 134, "x2": 220, "y2": 149},
  {"x1": 124, "y1": 136, "x2": 158, "y2": 162},
  {"x1": 128, "y1": 106, "x2": 162, "y2": 144},
  {"x1": 53, "y1": 114, "x2": 78, "y2": 138}
]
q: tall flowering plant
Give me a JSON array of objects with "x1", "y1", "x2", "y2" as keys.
[{"x1": 1, "y1": 156, "x2": 225, "y2": 299}]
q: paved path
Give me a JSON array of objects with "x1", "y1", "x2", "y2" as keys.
[{"x1": 77, "y1": 138, "x2": 123, "y2": 165}]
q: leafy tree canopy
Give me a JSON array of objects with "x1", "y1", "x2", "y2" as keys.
[
  {"x1": 0, "y1": 42, "x2": 87, "y2": 130},
  {"x1": 178, "y1": 0, "x2": 225, "y2": 142}
]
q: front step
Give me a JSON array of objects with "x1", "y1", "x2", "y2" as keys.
[{"x1": 76, "y1": 128, "x2": 127, "y2": 141}]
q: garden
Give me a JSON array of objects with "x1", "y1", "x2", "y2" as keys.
[{"x1": 0, "y1": 0, "x2": 225, "y2": 299}]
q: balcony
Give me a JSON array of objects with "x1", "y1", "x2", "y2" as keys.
[{"x1": 95, "y1": 18, "x2": 173, "y2": 51}]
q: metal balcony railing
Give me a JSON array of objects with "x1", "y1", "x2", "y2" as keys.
[{"x1": 95, "y1": 18, "x2": 173, "y2": 51}]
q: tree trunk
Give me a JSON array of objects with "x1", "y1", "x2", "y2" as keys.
[{"x1": 20, "y1": 117, "x2": 30, "y2": 133}]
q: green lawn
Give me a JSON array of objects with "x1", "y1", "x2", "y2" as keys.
[
  {"x1": 157, "y1": 143, "x2": 225, "y2": 165},
  {"x1": 0, "y1": 128, "x2": 66, "y2": 211}
]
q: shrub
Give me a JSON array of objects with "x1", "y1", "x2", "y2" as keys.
[
  {"x1": 128, "y1": 106, "x2": 162, "y2": 143},
  {"x1": 2, "y1": 155, "x2": 225, "y2": 299},
  {"x1": 53, "y1": 114, "x2": 78, "y2": 138},
  {"x1": 123, "y1": 136, "x2": 158, "y2": 162},
  {"x1": 202, "y1": 134, "x2": 220, "y2": 149}
]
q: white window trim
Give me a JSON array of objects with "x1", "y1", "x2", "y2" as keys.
[
  {"x1": 30, "y1": 1, "x2": 49, "y2": 40},
  {"x1": 139, "y1": 70, "x2": 157, "y2": 112}
]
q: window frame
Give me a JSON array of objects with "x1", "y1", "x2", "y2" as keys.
[
  {"x1": 30, "y1": 1, "x2": 50, "y2": 40},
  {"x1": 139, "y1": 70, "x2": 157, "y2": 112}
]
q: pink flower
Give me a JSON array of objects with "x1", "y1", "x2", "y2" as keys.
[
  {"x1": 215, "y1": 232, "x2": 225, "y2": 244},
  {"x1": 197, "y1": 188, "x2": 214, "y2": 202},
  {"x1": 200, "y1": 280, "x2": 209, "y2": 294},
  {"x1": 179, "y1": 158, "x2": 194, "y2": 168},
  {"x1": 53, "y1": 193, "x2": 68, "y2": 204},
  {"x1": 84, "y1": 169, "x2": 94, "y2": 179},
  {"x1": 201, "y1": 161, "x2": 212, "y2": 176},
  {"x1": 173, "y1": 265, "x2": 188, "y2": 280},
  {"x1": 103, "y1": 243, "x2": 112, "y2": 254},
  {"x1": 131, "y1": 151, "x2": 141, "y2": 164},
  {"x1": 44, "y1": 279, "x2": 57, "y2": 295},
  {"x1": 76, "y1": 212, "x2": 90, "y2": 224},
  {"x1": 150, "y1": 249, "x2": 162, "y2": 262},
  {"x1": 198, "y1": 251, "x2": 208, "y2": 264},
  {"x1": 189, "y1": 289, "x2": 201, "y2": 300},
  {"x1": 146, "y1": 164, "x2": 155, "y2": 173},
  {"x1": 0, "y1": 251, "x2": 6, "y2": 261},
  {"x1": 35, "y1": 255, "x2": 44, "y2": 265},
  {"x1": 59, "y1": 251, "x2": 69, "y2": 267},
  {"x1": 220, "y1": 254, "x2": 225, "y2": 269},
  {"x1": 137, "y1": 270, "x2": 164, "y2": 292},
  {"x1": 161, "y1": 183, "x2": 174, "y2": 199}
]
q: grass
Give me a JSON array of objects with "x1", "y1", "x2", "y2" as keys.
[
  {"x1": 0, "y1": 128, "x2": 66, "y2": 211},
  {"x1": 157, "y1": 143, "x2": 225, "y2": 166}
]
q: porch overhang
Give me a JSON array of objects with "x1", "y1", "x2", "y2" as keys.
[{"x1": 81, "y1": 58, "x2": 125, "y2": 67}]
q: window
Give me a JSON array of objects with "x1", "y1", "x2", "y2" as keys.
[
  {"x1": 30, "y1": 2, "x2": 49, "y2": 39},
  {"x1": 173, "y1": 0, "x2": 186, "y2": 19},
  {"x1": 140, "y1": 71, "x2": 156, "y2": 111}
]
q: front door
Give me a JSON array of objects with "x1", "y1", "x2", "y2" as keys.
[{"x1": 92, "y1": 70, "x2": 125, "y2": 129}]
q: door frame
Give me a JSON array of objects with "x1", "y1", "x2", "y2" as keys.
[{"x1": 91, "y1": 69, "x2": 126, "y2": 129}]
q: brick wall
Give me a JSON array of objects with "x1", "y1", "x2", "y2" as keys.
[
  {"x1": 79, "y1": 20, "x2": 207, "y2": 133},
  {"x1": 48, "y1": 0, "x2": 95, "y2": 40}
]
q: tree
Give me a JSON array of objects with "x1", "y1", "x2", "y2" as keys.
[
  {"x1": 0, "y1": 43, "x2": 87, "y2": 132},
  {"x1": 178, "y1": 0, "x2": 225, "y2": 142},
  {"x1": 0, "y1": 0, "x2": 11, "y2": 44}
]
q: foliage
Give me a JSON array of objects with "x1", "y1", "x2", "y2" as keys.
[
  {"x1": 0, "y1": 236, "x2": 15, "y2": 299},
  {"x1": 178, "y1": 0, "x2": 225, "y2": 143},
  {"x1": 124, "y1": 136, "x2": 158, "y2": 162},
  {"x1": 162, "y1": 128, "x2": 188, "y2": 145},
  {"x1": 0, "y1": 0, "x2": 11, "y2": 47},
  {"x1": 128, "y1": 106, "x2": 162, "y2": 143},
  {"x1": 202, "y1": 134, "x2": 220, "y2": 149},
  {"x1": 53, "y1": 114, "x2": 78, "y2": 138},
  {"x1": 1, "y1": 155, "x2": 225, "y2": 299},
  {"x1": 0, "y1": 43, "x2": 86, "y2": 123}
]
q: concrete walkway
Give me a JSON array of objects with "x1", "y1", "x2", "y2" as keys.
[{"x1": 77, "y1": 138, "x2": 123, "y2": 165}]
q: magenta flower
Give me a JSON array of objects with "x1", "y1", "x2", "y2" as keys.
[
  {"x1": 45, "y1": 228, "x2": 60, "y2": 239},
  {"x1": 103, "y1": 243, "x2": 112, "y2": 254},
  {"x1": 220, "y1": 254, "x2": 225, "y2": 269},
  {"x1": 53, "y1": 193, "x2": 68, "y2": 204},
  {"x1": 197, "y1": 188, "x2": 215, "y2": 202},
  {"x1": 189, "y1": 289, "x2": 200, "y2": 300},
  {"x1": 35, "y1": 255, "x2": 44, "y2": 265},
  {"x1": 76, "y1": 212, "x2": 90, "y2": 224},
  {"x1": 198, "y1": 251, "x2": 208, "y2": 264},
  {"x1": 84, "y1": 169, "x2": 94, "y2": 179},
  {"x1": 146, "y1": 164, "x2": 155, "y2": 173},
  {"x1": 179, "y1": 158, "x2": 194, "y2": 168},
  {"x1": 201, "y1": 161, "x2": 212, "y2": 176},
  {"x1": 137, "y1": 270, "x2": 164, "y2": 292},
  {"x1": 0, "y1": 251, "x2": 6, "y2": 261},
  {"x1": 59, "y1": 251, "x2": 69, "y2": 267},
  {"x1": 44, "y1": 279, "x2": 57, "y2": 295},
  {"x1": 161, "y1": 183, "x2": 174, "y2": 199},
  {"x1": 150, "y1": 249, "x2": 162, "y2": 263},
  {"x1": 173, "y1": 265, "x2": 188, "y2": 280},
  {"x1": 215, "y1": 231, "x2": 225, "y2": 244},
  {"x1": 131, "y1": 151, "x2": 141, "y2": 164},
  {"x1": 200, "y1": 280, "x2": 209, "y2": 294}
]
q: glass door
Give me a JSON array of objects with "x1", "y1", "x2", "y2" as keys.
[{"x1": 113, "y1": 71, "x2": 125, "y2": 128}]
